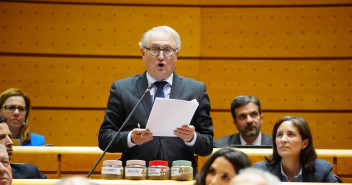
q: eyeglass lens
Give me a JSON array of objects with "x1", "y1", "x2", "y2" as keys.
[
  {"x1": 149, "y1": 47, "x2": 175, "y2": 56},
  {"x1": 3, "y1": 105, "x2": 26, "y2": 113}
]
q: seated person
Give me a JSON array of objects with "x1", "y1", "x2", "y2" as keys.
[
  {"x1": 0, "y1": 144, "x2": 12, "y2": 185},
  {"x1": 195, "y1": 147, "x2": 251, "y2": 185},
  {"x1": 230, "y1": 168, "x2": 280, "y2": 185},
  {"x1": 214, "y1": 95, "x2": 272, "y2": 147},
  {"x1": 0, "y1": 88, "x2": 45, "y2": 146},
  {"x1": 253, "y1": 116, "x2": 339, "y2": 182},
  {"x1": 0, "y1": 115, "x2": 46, "y2": 179}
]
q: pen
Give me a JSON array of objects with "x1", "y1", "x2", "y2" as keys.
[{"x1": 137, "y1": 123, "x2": 143, "y2": 137}]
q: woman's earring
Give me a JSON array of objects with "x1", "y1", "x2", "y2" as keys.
[{"x1": 23, "y1": 122, "x2": 26, "y2": 125}]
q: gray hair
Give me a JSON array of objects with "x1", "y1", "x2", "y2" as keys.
[
  {"x1": 139, "y1": 26, "x2": 181, "y2": 51},
  {"x1": 237, "y1": 168, "x2": 281, "y2": 185}
]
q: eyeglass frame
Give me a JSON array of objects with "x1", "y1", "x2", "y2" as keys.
[
  {"x1": 144, "y1": 47, "x2": 178, "y2": 57},
  {"x1": 1, "y1": 105, "x2": 27, "y2": 114}
]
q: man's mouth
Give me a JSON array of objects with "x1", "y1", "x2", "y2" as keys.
[{"x1": 158, "y1": 63, "x2": 165, "y2": 67}]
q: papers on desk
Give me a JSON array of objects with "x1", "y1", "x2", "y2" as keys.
[{"x1": 146, "y1": 98, "x2": 199, "y2": 137}]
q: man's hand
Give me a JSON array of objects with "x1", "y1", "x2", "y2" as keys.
[
  {"x1": 131, "y1": 128, "x2": 153, "y2": 145},
  {"x1": 174, "y1": 125, "x2": 195, "y2": 142}
]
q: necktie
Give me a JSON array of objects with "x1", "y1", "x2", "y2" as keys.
[
  {"x1": 154, "y1": 81, "x2": 167, "y2": 160},
  {"x1": 154, "y1": 81, "x2": 167, "y2": 101}
]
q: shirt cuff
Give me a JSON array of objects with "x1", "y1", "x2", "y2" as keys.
[
  {"x1": 184, "y1": 132, "x2": 197, "y2": 147},
  {"x1": 127, "y1": 131, "x2": 136, "y2": 148}
]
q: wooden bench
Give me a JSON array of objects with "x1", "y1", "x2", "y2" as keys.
[
  {"x1": 11, "y1": 179, "x2": 351, "y2": 185},
  {"x1": 10, "y1": 146, "x2": 352, "y2": 182}
]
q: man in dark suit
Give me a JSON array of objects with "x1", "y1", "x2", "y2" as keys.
[
  {"x1": 0, "y1": 116, "x2": 46, "y2": 179},
  {"x1": 0, "y1": 144, "x2": 11, "y2": 185},
  {"x1": 213, "y1": 95, "x2": 272, "y2": 147},
  {"x1": 98, "y1": 26, "x2": 213, "y2": 173}
]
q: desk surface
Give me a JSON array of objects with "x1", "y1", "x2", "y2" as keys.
[
  {"x1": 12, "y1": 179, "x2": 351, "y2": 185},
  {"x1": 12, "y1": 179, "x2": 195, "y2": 185}
]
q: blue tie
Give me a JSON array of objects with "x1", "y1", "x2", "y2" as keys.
[
  {"x1": 154, "y1": 81, "x2": 167, "y2": 101},
  {"x1": 154, "y1": 81, "x2": 167, "y2": 160}
]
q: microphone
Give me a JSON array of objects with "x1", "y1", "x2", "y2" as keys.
[{"x1": 87, "y1": 84, "x2": 153, "y2": 178}]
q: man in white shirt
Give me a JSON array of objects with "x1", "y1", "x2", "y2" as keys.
[{"x1": 214, "y1": 95, "x2": 272, "y2": 147}]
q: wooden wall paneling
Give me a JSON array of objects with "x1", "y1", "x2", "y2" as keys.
[
  {"x1": 200, "y1": 0, "x2": 352, "y2": 6},
  {"x1": 0, "y1": 2, "x2": 201, "y2": 57},
  {"x1": 0, "y1": 56, "x2": 144, "y2": 107},
  {"x1": 336, "y1": 150, "x2": 352, "y2": 181},
  {"x1": 11, "y1": 146, "x2": 60, "y2": 178},
  {"x1": 59, "y1": 147, "x2": 122, "y2": 177},
  {"x1": 200, "y1": 60, "x2": 352, "y2": 110},
  {"x1": 212, "y1": 112, "x2": 352, "y2": 149},
  {"x1": 29, "y1": 110, "x2": 104, "y2": 146},
  {"x1": 6, "y1": 0, "x2": 352, "y2": 6},
  {"x1": 0, "y1": 57, "x2": 200, "y2": 108},
  {"x1": 201, "y1": 7, "x2": 352, "y2": 57}
]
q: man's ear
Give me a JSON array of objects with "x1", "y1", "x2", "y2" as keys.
[
  {"x1": 233, "y1": 120, "x2": 240, "y2": 131},
  {"x1": 140, "y1": 48, "x2": 146, "y2": 57}
]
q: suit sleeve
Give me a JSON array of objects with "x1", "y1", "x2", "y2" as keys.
[
  {"x1": 321, "y1": 161, "x2": 339, "y2": 183},
  {"x1": 191, "y1": 83, "x2": 214, "y2": 156},
  {"x1": 98, "y1": 82, "x2": 130, "y2": 153},
  {"x1": 35, "y1": 167, "x2": 47, "y2": 179}
]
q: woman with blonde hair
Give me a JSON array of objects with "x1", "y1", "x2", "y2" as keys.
[{"x1": 0, "y1": 88, "x2": 45, "y2": 146}]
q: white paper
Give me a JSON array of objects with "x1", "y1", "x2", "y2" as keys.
[{"x1": 145, "y1": 98, "x2": 199, "y2": 137}]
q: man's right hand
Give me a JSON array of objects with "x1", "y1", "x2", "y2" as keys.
[{"x1": 131, "y1": 128, "x2": 153, "y2": 145}]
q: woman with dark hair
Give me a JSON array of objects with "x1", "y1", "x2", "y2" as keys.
[
  {"x1": 0, "y1": 88, "x2": 45, "y2": 146},
  {"x1": 195, "y1": 147, "x2": 251, "y2": 185},
  {"x1": 253, "y1": 116, "x2": 339, "y2": 182}
]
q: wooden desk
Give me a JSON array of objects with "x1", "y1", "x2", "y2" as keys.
[
  {"x1": 11, "y1": 179, "x2": 352, "y2": 185},
  {"x1": 11, "y1": 146, "x2": 121, "y2": 179},
  {"x1": 12, "y1": 179, "x2": 195, "y2": 185},
  {"x1": 10, "y1": 147, "x2": 352, "y2": 182}
]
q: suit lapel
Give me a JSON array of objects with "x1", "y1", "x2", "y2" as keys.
[
  {"x1": 234, "y1": 134, "x2": 241, "y2": 144},
  {"x1": 11, "y1": 165, "x2": 18, "y2": 174},
  {"x1": 170, "y1": 72, "x2": 185, "y2": 99},
  {"x1": 137, "y1": 72, "x2": 153, "y2": 116}
]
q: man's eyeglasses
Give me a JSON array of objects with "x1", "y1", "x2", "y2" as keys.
[
  {"x1": 1, "y1": 105, "x2": 27, "y2": 113},
  {"x1": 144, "y1": 47, "x2": 177, "y2": 57}
]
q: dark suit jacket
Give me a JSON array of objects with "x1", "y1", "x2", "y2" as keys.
[
  {"x1": 213, "y1": 133, "x2": 272, "y2": 148},
  {"x1": 11, "y1": 163, "x2": 47, "y2": 179},
  {"x1": 253, "y1": 159, "x2": 339, "y2": 182},
  {"x1": 98, "y1": 72, "x2": 213, "y2": 171}
]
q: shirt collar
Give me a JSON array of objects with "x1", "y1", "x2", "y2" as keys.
[
  {"x1": 146, "y1": 72, "x2": 173, "y2": 86},
  {"x1": 239, "y1": 132, "x2": 262, "y2": 145},
  {"x1": 280, "y1": 161, "x2": 303, "y2": 182}
]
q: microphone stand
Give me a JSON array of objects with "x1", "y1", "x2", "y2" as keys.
[{"x1": 87, "y1": 85, "x2": 152, "y2": 178}]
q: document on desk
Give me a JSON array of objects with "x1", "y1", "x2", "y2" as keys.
[{"x1": 146, "y1": 98, "x2": 199, "y2": 137}]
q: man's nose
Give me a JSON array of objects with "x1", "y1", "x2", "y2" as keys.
[
  {"x1": 158, "y1": 50, "x2": 165, "y2": 60},
  {"x1": 0, "y1": 162, "x2": 5, "y2": 171},
  {"x1": 6, "y1": 136, "x2": 13, "y2": 145},
  {"x1": 246, "y1": 115, "x2": 254, "y2": 123}
]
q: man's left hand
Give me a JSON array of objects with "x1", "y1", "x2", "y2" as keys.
[{"x1": 174, "y1": 125, "x2": 195, "y2": 142}]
